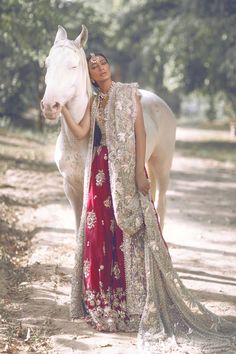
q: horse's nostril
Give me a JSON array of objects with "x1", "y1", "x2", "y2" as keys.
[{"x1": 53, "y1": 102, "x2": 60, "y2": 110}]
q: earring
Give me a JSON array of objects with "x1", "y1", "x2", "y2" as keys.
[{"x1": 91, "y1": 79, "x2": 96, "y2": 85}]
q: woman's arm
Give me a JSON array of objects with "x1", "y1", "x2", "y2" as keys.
[
  {"x1": 61, "y1": 101, "x2": 91, "y2": 139},
  {"x1": 134, "y1": 94, "x2": 150, "y2": 195}
]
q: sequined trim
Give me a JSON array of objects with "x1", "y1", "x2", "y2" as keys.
[
  {"x1": 70, "y1": 97, "x2": 96, "y2": 319},
  {"x1": 105, "y1": 82, "x2": 144, "y2": 237}
]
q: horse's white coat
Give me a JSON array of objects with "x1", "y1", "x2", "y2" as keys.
[{"x1": 41, "y1": 25, "x2": 176, "y2": 231}]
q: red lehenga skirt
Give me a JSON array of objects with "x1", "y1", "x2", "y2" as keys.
[{"x1": 83, "y1": 145, "x2": 130, "y2": 331}]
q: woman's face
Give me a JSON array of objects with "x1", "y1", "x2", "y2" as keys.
[{"x1": 88, "y1": 55, "x2": 111, "y2": 84}]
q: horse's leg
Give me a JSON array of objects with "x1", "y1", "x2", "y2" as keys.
[
  {"x1": 148, "y1": 152, "x2": 173, "y2": 231},
  {"x1": 146, "y1": 161, "x2": 157, "y2": 203},
  {"x1": 63, "y1": 179, "x2": 83, "y2": 235}
]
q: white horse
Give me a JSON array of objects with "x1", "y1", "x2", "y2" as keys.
[{"x1": 41, "y1": 25, "x2": 176, "y2": 233}]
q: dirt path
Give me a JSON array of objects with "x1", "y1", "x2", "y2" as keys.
[{"x1": 0, "y1": 126, "x2": 236, "y2": 353}]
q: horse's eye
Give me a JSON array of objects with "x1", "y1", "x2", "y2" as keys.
[{"x1": 71, "y1": 66, "x2": 78, "y2": 69}]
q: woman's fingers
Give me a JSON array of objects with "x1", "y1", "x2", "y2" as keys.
[
  {"x1": 136, "y1": 173, "x2": 150, "y2": 195},
  {"x1": 140, "y1": 181, "x2": 150, "y2": 195}
]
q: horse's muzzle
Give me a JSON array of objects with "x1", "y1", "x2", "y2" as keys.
[{"x1": 40, "y1": 100, "x2": 61, "y2": 120}]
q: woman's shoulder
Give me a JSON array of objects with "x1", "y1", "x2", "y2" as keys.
[
  {"x1": 115, "y1": 81, "x2": 139, "y2": 89},
  {"x1": 115, "y1": 82, "x2": 140, "y2": 96}
]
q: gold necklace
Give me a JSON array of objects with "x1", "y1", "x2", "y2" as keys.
[
  {"x1": 97, "y1": 81, "x2": 115, "y2": 109},
  {"x1": 96, "y1": 82, "x2": 115, "y2": 127}
]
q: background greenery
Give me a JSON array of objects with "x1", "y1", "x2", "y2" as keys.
[{"x1": 1, "y1": 0, "x2": 236, "y2": 130}]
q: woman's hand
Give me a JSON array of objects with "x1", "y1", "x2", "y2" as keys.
[
  {"x1": 61, "y1": 101, "x2": 91, "y2": 140},
  {"x1": 136, "y1": 171, "x2": 150, "y2": 195}
]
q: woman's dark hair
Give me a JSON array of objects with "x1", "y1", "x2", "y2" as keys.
[
  {"x1": 87, "y1": 53, "x2": 108, "y2": 146},
  {"x1": 86, "y1": 52, "x2": 109, "y2": 88}
]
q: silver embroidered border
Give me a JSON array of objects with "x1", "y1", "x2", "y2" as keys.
[{"x1": 70, "y1": 98, "x2": 96, "y2": 318}]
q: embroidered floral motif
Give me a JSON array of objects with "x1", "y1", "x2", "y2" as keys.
[
  {"x1": 83, "y1": 287, "x2": 137, "y2": 332},
  {"x1": 87, "y1": 210, "x2": 97, "y2": 229},
  {"x1": 83, "y1": 259, "x2": 90, "y2": 278},
  {"x1": 112, "y1": 262, "x2": 121, "y2": 280},
  {"x1": 104, "y1": 153, "x2": 108, "y2": 160},
  {"x1": 115, "y1": 101, "x2": 122, "y2": 110},
  {"x1": 95, "y1": 169, "x2": 105, "y2": 186},
  {"x1": 117, "y1": 132, "x2": 126, "y2": 142},
  {"x1": 104, "y1": 196, "x2": 111, "y2": 208}
]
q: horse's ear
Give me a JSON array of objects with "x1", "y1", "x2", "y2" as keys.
[
  {"x1": 54, "y1": 25, "x2": 67, "y2": 44},
  {"x1": 74, "y1": 25, "x2": 88, "y2": 48}
]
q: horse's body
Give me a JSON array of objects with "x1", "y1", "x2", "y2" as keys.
[{"x1": 41, "y1": 25, "x2": 176, "y2": 233}]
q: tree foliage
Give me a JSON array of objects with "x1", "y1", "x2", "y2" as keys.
[
  {"x1": 1, "y1": 0, "x2": 236, "y2": 128},
  {"x1": 112, "y1": 0, "x2": 236, "y2": 116},
  {"x1": 0, "y1": 0, "x2": 62, "y2": 122}
]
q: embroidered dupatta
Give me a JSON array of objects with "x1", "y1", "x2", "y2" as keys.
[{"x1": 71, "y1": 82, "x2": 236, "y2": 353}]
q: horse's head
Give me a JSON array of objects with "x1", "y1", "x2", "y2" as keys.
[{"x1": 41, "y1": 25, "x2": 90, "y2": 120}]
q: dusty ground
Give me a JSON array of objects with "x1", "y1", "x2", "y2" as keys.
[{"x1": 0, "y1": 124, "x2": 236, "y2": 354}]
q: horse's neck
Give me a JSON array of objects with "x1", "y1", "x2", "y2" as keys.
[
  {"x1": 68, "y1": 92, "x2": 88, "y2": 123},
  {"x1": 68, "y1": 69, "x2": 89, "y2": 123}
]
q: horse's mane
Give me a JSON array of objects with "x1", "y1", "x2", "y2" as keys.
[{"x1": 79, "y1": 46, "x2": 93, "y2": 100}]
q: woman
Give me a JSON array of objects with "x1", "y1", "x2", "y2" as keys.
[{"x1": 62, "y1": 53, "x2": 236, "y2": 353}]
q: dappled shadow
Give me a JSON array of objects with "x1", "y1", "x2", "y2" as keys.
[
  {"x1": 176, "y1": 139, "x2": 236, "y2": 155},
  {"x1": 171, "y1": 168, "x2": 235, "y2": 183},
  {"x1": 0, "y1": 153, "x2": 56, "y2": 172},
  {"x1": 176, "y1": 268, "x2": 236, "y2": 283},
  {"x1": 176, "y1": 268, "x2": 236, "y2": 287},
  {"x1": 168, "y1": 166, "x2": 236, "y2": 227},
  {"x1": 0, "y1": 138, "x2": 46, "y2": 149},
  {"x1": 167, "y1": 128, "x2": 236, "y2": 227},
  {"x1": 0, "y1": 193, "x2": 67, "y2": 208},
  {"x1": 53, "y1": 330, "x2": 137, "y2": 352},
  {"x1": 31, "y1": 226, "x2": 74, "y2": 236},
  {"x1": 190, "y1": 288, "x2": 236, "y2": 308},
  {"x1": 54, "y1": 338, "x2": 91, "y2": 351},
  {"x1": 168, "y1": 243, "x2": 236, "y2": 258}
]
